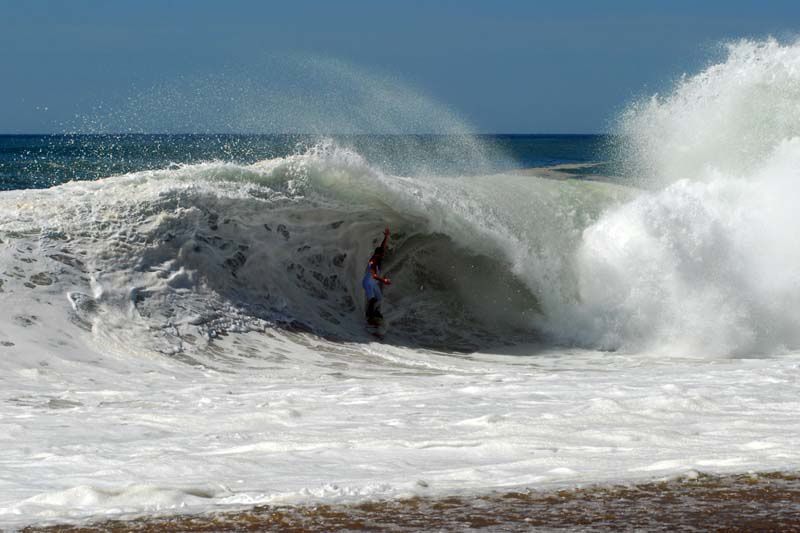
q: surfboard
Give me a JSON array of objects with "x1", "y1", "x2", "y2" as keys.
[{"x1": 366, "y1": 317, "x2": 387, "y2": 339}]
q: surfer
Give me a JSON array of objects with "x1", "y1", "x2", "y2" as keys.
[{"x1": 363, "y1": 227, "x2": 392, "y2": 324}]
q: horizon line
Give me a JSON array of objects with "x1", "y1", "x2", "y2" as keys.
[{"x1": 0, "y1": 131, "x2": 609, "y2": 137}]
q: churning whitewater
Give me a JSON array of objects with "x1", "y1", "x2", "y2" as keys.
[
  {"x1": 1, "y1": 38, "x2": 800, "y2": 528},
  {"x1": 574, "y1": 38, "x2": 800, "y2": 355}
]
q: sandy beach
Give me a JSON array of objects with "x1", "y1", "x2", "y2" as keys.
[{"x1": 23, "y1": 472, "x2": 800, "y2": 532}]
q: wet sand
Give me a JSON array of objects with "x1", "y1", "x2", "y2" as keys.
[{"x1": 24, "y1": 472, "x2": 800, "y2": 532}]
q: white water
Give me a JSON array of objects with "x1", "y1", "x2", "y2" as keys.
[
  {"x1": 3, "y1": 39, "x2": 800, "y2": 529},
  {"x1": 560, "y1": 38, "x2": 800, "y2": 354}
]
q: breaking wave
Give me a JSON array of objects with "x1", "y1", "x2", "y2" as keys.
[
  {"x1": 0, "y1": 141, "x2": 627, "y2": 359},
  {"x1": 4, "y1": 39, "x2": 800, "y2": 360}
]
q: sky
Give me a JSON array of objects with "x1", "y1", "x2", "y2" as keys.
[{"x1": 1, "y1": 0, "x2": 799, "y2": 134}]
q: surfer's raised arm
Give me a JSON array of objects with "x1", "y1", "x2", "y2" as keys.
[{"x1": 381, "y1": 226, "x2": 390, "y2": 250}]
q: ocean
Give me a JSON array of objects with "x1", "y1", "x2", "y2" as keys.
[
  {"x1": 3, "y1": 38, "x2": 800, "y2": 531},
  {"x1": 0, "y1": 133, "x2": 610, "y2": 190}
]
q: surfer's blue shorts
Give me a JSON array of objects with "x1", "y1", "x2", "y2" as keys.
[{"x1": 362, "y1": 276, "x2": 382, "y2": 301}]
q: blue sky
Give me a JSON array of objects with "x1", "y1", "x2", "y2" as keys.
[{"x1": 2, "y1": 0, "x2": 799, "y2": 133}]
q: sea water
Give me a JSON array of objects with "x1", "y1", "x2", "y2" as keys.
[{"x1": 2, "y1": 39, "x2": 800, "y2": 529}]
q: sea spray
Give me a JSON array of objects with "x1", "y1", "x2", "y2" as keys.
[
  {"x1": 70, "y1": 57, "x2": 506, "y2": 177},
  {"x1": 616, "y1": 38, "x2": 800, "y2": 186},
  {"x1": 556, "y1": 39, "x2": 800, "y2": 355}
]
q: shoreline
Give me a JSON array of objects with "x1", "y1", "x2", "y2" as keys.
[{"x1": 22, "y1": 471, "x2": 800, "y2": 532}]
